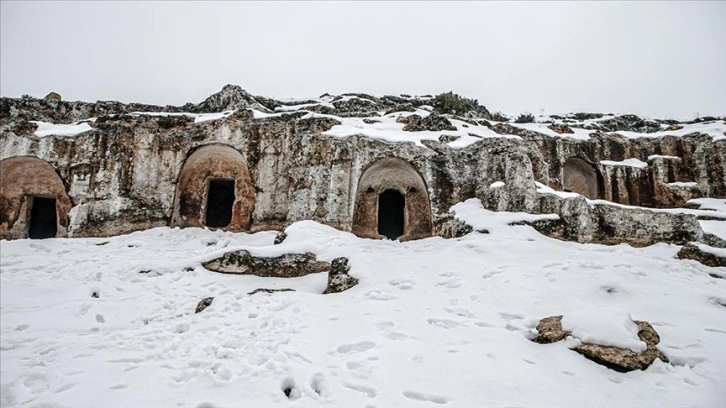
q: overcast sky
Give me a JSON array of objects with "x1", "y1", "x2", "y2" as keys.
[{"x1": 1, "y1": 1, "x2": 724, "y2": 119}]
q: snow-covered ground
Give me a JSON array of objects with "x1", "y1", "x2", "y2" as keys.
[{"x1": 1, "y1": 205, "x2": 725, "y2": 407}]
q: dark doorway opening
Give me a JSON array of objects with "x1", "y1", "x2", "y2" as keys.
[
  {"x1": 378, "y1": 189, "x2": 405, "y2": 240},
  {"x1": 205, "y1": 180, "x2": 235, "y2": 228},
  {"x1": 28, "y1": 196, "x2": 57, "y2": 239}
]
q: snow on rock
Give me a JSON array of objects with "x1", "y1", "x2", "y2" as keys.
[
  {"x1": 31, "y1": 121, "x2": 93, "y2": 137},
  {"x1": 668, "y1": 182, "x2": 698, "y2": 188},
  {"x1": 490, "y1": 181, "x2": 505, "y2": 188},
  {"x1": 535, "y1": 181, "x2": 581, "y2": 199},
  {"x1": 561, "y1": 308, "x2": 647, "y2": 353},
  {"x1": 700, "y1": 220, "x2": 726, "y2": 241},
  {"x1": 688, "y1": 198, "x2": 726, "y2": 214},
  {"x1": 322, "y1": 112, "x2": 518, "y2": 149},
  {"x1": 129, "y1": 110, "x2": 236, "y2": 124},
  {"x1": 450, "y1": 198, "x2": 558, "y2": 233},
  {"x1": 600, "y1": 158, "x2": 649, "y2": 169}
]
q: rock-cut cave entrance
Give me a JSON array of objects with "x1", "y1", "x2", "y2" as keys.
[
  {"x1": 171, "y1": 144, "x2": 255, "y2": 232},
  {"x1": 28, "y1": 196, "x2": 58, "y2": 239},
  {"x1": 377, "y1": 189, "x2": 405, "y2": 240},
  {"x1": 205, "y1": 179, "x2": 236, "y2": 228},
  {"x1": 352, "y1": 157, "x2": 432, "y2": 241}
]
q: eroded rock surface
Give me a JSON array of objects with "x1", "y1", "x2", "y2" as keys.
[
  {"x1": 202, "y1": 250, "x2": 330, "y2": 277},
  {"x1": 1, "y1": 85, "x2": 724, "y2": 247},
  {"x1": 324, "y1": 257, "x2": 358, "y2": 294},
  {"x1": 532, "y1": 315, "x2": 669, "y2": 372}
]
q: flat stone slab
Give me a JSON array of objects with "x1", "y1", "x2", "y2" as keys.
[{"x1": 203, "y1": 250, "x2": 330, "y2": 278}]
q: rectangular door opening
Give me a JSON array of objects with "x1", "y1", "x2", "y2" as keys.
[
  {"x1": 205, "y1": 179, "x2": 235, "y2": 228},
  {"x1": 377, "y1": 189, "x2": 405, "y2": 240},
  {"x1": 28, "y1": 196, "x2": 58, "y2": 239}
]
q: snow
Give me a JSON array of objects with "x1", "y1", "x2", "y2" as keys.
[
  {"x1": 700, "y1": 221, "x2": 726, "y2": 241},
  {"x1": 322, "y1": 111, "x2": 519, "y2": 149},
  {"x1": 509, "y1": 122, "x2": 594, "y2": 141},
  {"x1": 616, "y1": 121, "x2": 726, "y2": 141},
  {"x1": 129, "y1": 111, "x2": 235, "y2": 124},
  {"x1": 535, "y1": 181, "x2": 582, "y2": 199},
  {"x1": 600, "y1": 158, "x2": 649, "y2": 169},
  {"x1": 2, "y1": 205, "x2": 726, "y2": 407},
  {"x1": 668, "y1": 182, "x2": 698, "y2": 188},
  {"x1": 561, "y1": 308, "x2": 647, "y2": 353},
  {"x1": 490, "y1": 181, "x2": 505, "y2": 189},
  {"x1": 688, "y1": 198, "x2": 726, "y2": 214},
  {"x1": 648, "y1": 154, "x2": 680, "y2": 161},
  {"x1": 450, "y1": 198, "x2": 559, "y2": 232},
  {"x1": 31, "y1": 121, "x2": 93, "y2": 138},
  {"x1": 695, "y1": 243, "x2": 726, "y2": 258},
  {"x1": 275, "y1": 102, "x2": 333, "y2": 112}
]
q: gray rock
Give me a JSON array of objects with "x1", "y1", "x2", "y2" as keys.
[
  {"x1": 324, "y1": 257, "x2": 358, "y2": 294},
  {"x1": 274, "y1": 231, "x2": 287, "y2": 245},
  {"x1": 195, "y1": 297, "x2": 213, "y2": 313},
  {"x1": 202, "y1": 250, "x2": 330, "y2": 277}
]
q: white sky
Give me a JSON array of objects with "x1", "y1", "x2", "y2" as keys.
[{"x1": 1, "y1": 1, "x2": 724, "y2": 120}]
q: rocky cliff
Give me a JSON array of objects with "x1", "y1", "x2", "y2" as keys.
[{"x1": 1, "y1": 85, "x2": 724, "y2": 246}]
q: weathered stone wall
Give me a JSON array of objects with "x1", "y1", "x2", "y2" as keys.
[{"x1": 1, "y1": 91, "x2": 724, "y2": 245}]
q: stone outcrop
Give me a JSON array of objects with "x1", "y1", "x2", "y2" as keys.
[
  {"x1": 202, "y1": 250, "x2": 330, "y2": 277},
  {"x1": 324, "y1": 257, "x2": 358, "y2": 294},
  {"x1": 1, "y1": 85, "x2": 724, "y2": 247},
  {"x1": 677, "y1": 243, "x2": 726, "y2": 267},
  {"x1": 533, "y1": 315, "x2": 669, "y2": 372},
  {"x1": 529, "y1": 195, "x2": 702, "y2": 247}
]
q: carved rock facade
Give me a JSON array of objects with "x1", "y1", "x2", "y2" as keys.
[{"x1": 1, "y1": 86, "x2": 724, "y2": 246}]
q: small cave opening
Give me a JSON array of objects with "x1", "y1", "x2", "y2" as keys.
[
  {"x1": 377, "y1": 189, "x2": 405, "y2": 240},
  {"x1": 204, "y1": 179, "x2": 235, "y2": 228},
  {"x1": 28, "y1": 196, "x2": 57, "y2": 239}
]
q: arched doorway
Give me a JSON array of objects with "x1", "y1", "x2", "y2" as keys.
[
  {"x1": 563, "y1": 157, "x2": 601, "y2": 199},
  {"x1": 171, "y1": 145, "x2": 255, "y2": 231},
  {"x1": 0, "y1": 156, "x2": 72, "y2": 240},
  {"x1": 352, "y1": 158, "x2": 432, "y2": 241}
]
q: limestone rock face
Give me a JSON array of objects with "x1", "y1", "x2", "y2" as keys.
[
  {"x1": 1, "y1": 86, "x2": 724, "y2": 247},
  {"x1": 202, "y1": 250, "x2": 330, "y2": 277},
  {"x1": 533, "y1": 315, "x2": 669, "y2": 372},
  {"x1": 532, "y1": 195, "x2": 702, "y2": 247},
  {"x1": 324, "y1": 257, "x2": 358, "y2": 294},
  {"x1": 677, "y1": 243, "x2": 726, "y2": 267}
]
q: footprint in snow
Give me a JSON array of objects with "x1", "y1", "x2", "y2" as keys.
[
  {"x1": 344, "y1": 382, "x2": 377, "y2": 398},
  {"x1": 310, "y1": 373, "x2": 329, "y2": 396},
  {"x1": 280, "y1": 377, "x2": 301, "y2": 400},
  {"x1": 364, "y1": 291, "x2": 397, "y2": 301},
  {"x1": 389, "y1": 279, "x2": 415, "y2": 290},
  {"x1": 402, "y1": 390, "x2": 449, "y2": 404},
  {"x1": 336, "y1": 341, "x2": 375, "y2": 354},
  {"x1": 426, "y1": 318, "x2": 464, "y2": 329}
]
